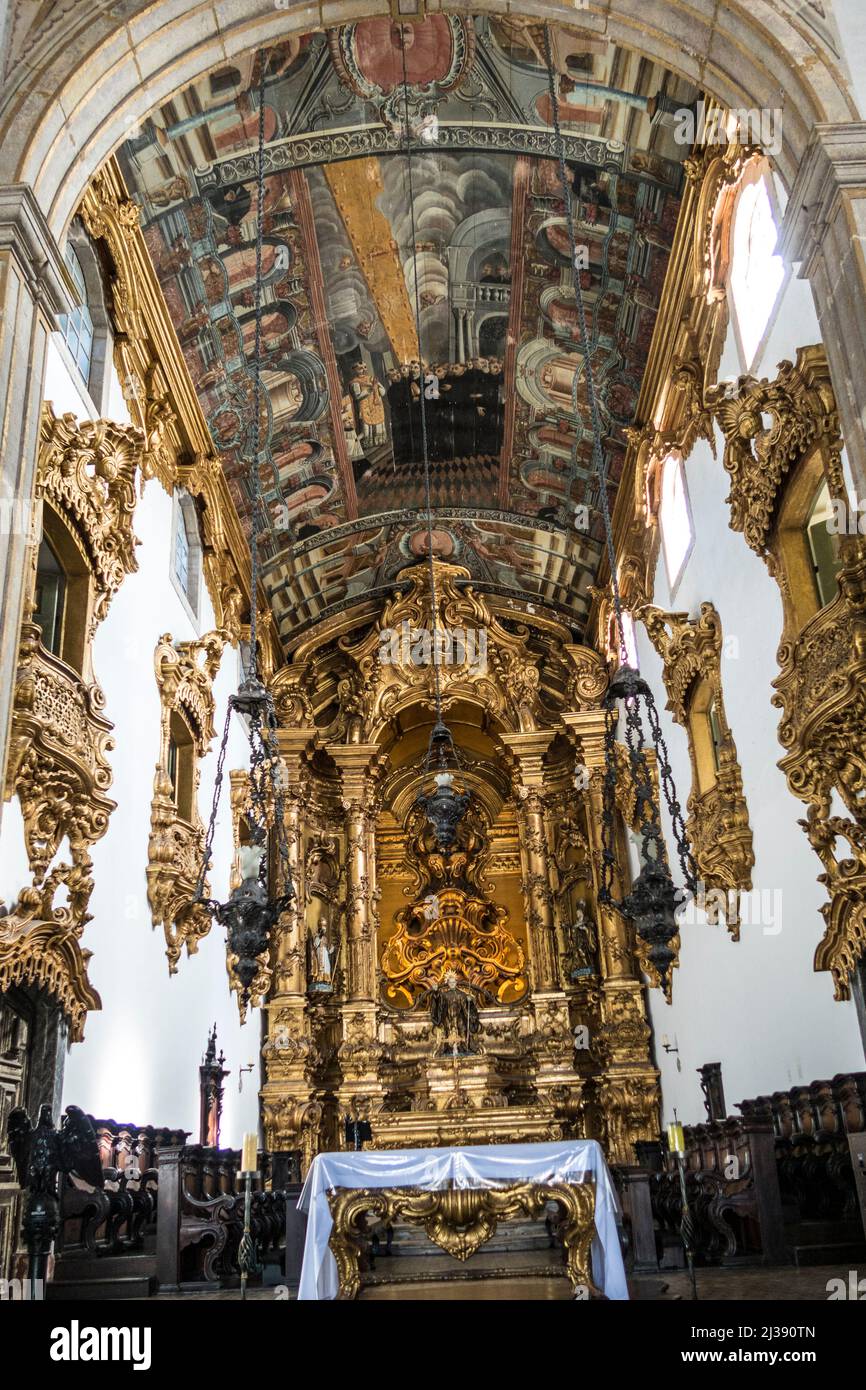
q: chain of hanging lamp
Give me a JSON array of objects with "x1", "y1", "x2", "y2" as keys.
[
  {"x1": 541, "y1": 26, "x2": 696, "y2": 985},
  {"x1": 193, "y1": 50, "x2": 293, "y2": 1007},
  {"x1": 398, "y1": 32, "x2": 470, "y2": 851}
]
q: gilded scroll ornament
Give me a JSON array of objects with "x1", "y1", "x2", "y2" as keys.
[
  {"x1": 706, "y1": 346, "x2": 843, "y2": 561},
  {"x1": 772, "y1": 536, "x2": 866, "y2": 996},
  {"x1": 639, "y1": 601, "x2": 754, "y2": 937},
  {"x1": 38, "y1": 408, "x2": 142, "y2": 633},
  {"x1": 147, "y1": 630, "x2": 227, "y2": 974}
]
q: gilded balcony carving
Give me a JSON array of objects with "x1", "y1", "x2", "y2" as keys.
[
  {"x1": 147, "y1": 630, "x2": 227, "y2": 974},
  {"x1": 640, "y1": 602, "x2": 754, "y2": 936},
  {"x1": 772, "y1": 536, "x2": 866, "y2": 996},
  {"x1": 706, "y1": 345, "x2": 844, "y2": 563}
]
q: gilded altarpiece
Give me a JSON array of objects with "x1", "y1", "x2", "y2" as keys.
[{"x1": 257, "y1": 562, "x2": 660, "y2": 1169}]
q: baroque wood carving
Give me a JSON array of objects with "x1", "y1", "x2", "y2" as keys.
[
  {"x1": 327, "y1": 1180, "x2": 598, "y2": 1299},
  {"x1": 1, "y1": 407, "x2": 146, "y2": 1037},
  {"x1": 147, "y1": 630, "x2": 227, "y2": 974},
  {"x1": 708, "y1": 345, "x2": 865, "y2": 996},
  {"x1": 639, "y1": 601, "x2": 754, "y2": 936}
]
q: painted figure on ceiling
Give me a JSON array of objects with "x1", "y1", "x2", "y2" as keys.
[{"x1": 350, "y1": 362, "x2": 387, "y2": 449}]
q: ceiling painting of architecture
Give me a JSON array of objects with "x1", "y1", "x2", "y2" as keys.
[{"x1": 117, "y1": 16, "x2": 696, "y2": 648}]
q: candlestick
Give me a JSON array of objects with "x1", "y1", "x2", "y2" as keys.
[
  {"x1": 241, "y1": 1131, "x2": 258, "y2": 1174},
  {"x1": 667, "y1": 1117, "x2": 686, "y2": 1150}
]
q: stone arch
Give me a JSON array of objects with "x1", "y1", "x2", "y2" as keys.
[{"x1": 0, "y1": 2, "x2": 857, "y2": 237}]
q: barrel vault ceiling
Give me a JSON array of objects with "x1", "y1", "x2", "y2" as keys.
[{"x1": 117, "y1": 15, "x2": 697, "y2": 651}]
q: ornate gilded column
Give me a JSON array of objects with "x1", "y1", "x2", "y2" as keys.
[
  {"x1": 561, "y1": 710, "x2": 660, "y2": 1165},
  {"x1": 501, "y1": 731, "x2": 580, "y2": 1121},
  {"x1": 501, "y1": 732, "x2": 559, "y2": 992},
  {"x1": 260, "y1": 728, "x2": 320, "y2": 1167},
  {"x1": 326, "y1": 743, "x2": 386, "y2": 1122}
]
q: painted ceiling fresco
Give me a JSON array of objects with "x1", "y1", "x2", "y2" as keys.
[{"x1": 118, "y1": 16, "x2": 697, "y2": 647}]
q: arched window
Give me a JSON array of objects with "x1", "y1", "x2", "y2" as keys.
[
  {"x1": 59, "y1": 244, "x2": 94, "y2": 384},
  {"x1": 57, "y1": 222, "x2": 112, "y2": 410},
  {"x1": 659, "y1": 451, "x2": 694, "y2": 593},
  {"x1": 171, "y1": 490, "x2": 203, "y2": 619},
  {"x1": 729, "y1": 169, "x2": 785, "y2": 370}
]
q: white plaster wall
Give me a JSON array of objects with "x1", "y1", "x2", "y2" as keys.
[
  {"x1": 638, "y1": 268, "x2": 865, "y2": 1129},
  {"x1": 0, "y1": 336, "x2": 260, "y2": 1145},
  {"x1": 830, "y1": 1, "x2": 866, "y2": 120}
]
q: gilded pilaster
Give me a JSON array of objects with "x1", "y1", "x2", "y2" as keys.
[
  {"x1": 327, "y1": 743, "x2": 386, "y2": 1114},
  {"x1": 260, "y1": 729, "x2": 319, "y2": 1166}
]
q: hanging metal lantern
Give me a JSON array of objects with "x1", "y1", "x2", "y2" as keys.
[
  {"x1": 542, "y1": 26, "x2": 697, "y2": 990},
  {"x1": 194, "y1": 676, "x2": 293, "y2": 1009},
  {"x1": 416, "y1": 719, "x2": 470, "y2": 850},
  {"x1": 598, "y1": 666, "x2": 697, "y2": 988},
  {"x1": 190, "y1": 57, "x2": 292, "y2": 1011}
]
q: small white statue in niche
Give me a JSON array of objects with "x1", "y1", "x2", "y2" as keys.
[{"x1": 309, "y1": 910, "x2": 336, "y2": 992}]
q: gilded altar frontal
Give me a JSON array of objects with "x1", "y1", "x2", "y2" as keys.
[{"x1": 1, "y1": 3, "x2": 866, "y2": 1324}]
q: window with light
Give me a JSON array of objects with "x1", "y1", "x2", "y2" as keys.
[
  {"x1": 659, "y1": 451, "x2": 694, "y2": 592},
  {"x1": 730, "y1": 174, "x2": 785, "y2": 369}
]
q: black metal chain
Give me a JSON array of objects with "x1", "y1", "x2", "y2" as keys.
[
  {"x1": 542, "y1": 23, "x2": 628, "y2": 668},
  {"x1": 194, "y1": 699, "x2": 233, "y2": 904},
  {"x1": 247, "y1": 49, "x2": 268, "y2": 682},
  {"x1": 193, "y1": 49, "x2": 293, "y2": 916},
  {"x1": 542, "y1": 26, "x2": 697, "y2": 902},
  {"x1": 399, "y1": 32, "x2": 464, "y2": 777},
  {"x1": 399, "y1": 32, "x2": 446, "y2": 748}
]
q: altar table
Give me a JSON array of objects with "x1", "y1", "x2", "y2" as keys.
[{"x1": 296, "y1": 1139, "x2": 628, "y2": 1300}]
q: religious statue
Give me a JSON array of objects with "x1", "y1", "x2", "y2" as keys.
[
  {"x1": 350, "y1": 362, "x2": 387, "y2": 448},
  {"x1": 420, "y1": 892, "x2": 441, "y2": 923},
  {"x1": 308, "y1": 915, "x2": 335, "y2": 992},
  {"x1": 563, "y1": 900, "x2": 598, "y2": 980},
  {"x1": 427, "y1": 970, "x2": 488, "y2": 1056}
]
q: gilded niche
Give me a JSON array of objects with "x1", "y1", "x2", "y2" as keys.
[
  {"x1": 147, "y1": 629, "x2": 227, "y2": 974},
  {"x1": 639, "y1": 601, "x2": 754, "y2": 936},
  {"x1": 381, "y1": 798, "x2": 528, "y2": 1009}
]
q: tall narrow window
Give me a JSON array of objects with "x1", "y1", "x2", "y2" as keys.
[
  {"x1": 729, "y1": 173, "x2": 785, "y2": 370},
  {"x1": 805, "y1": 480, "x2": 841, "y2": 610},
  {"x1": 34, "y1": 538, "x2": 66, "y2": 657},
  {"x1": 659, "y1": 451, "x2": 694, "y2": 592},
  {"x1": 59, "y1": 243, "x2": 95, "y2": 385},
  {"x1": 172, "y1": 491, "x2": 202, "y2": 618},
  {"x1": 168, "y1": 708, "x2": 196, "y2": 822}
]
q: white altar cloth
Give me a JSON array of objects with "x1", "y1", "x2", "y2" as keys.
[{"x1": 296, "y1": 1139, "x2": 628, "y2": 1300}]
